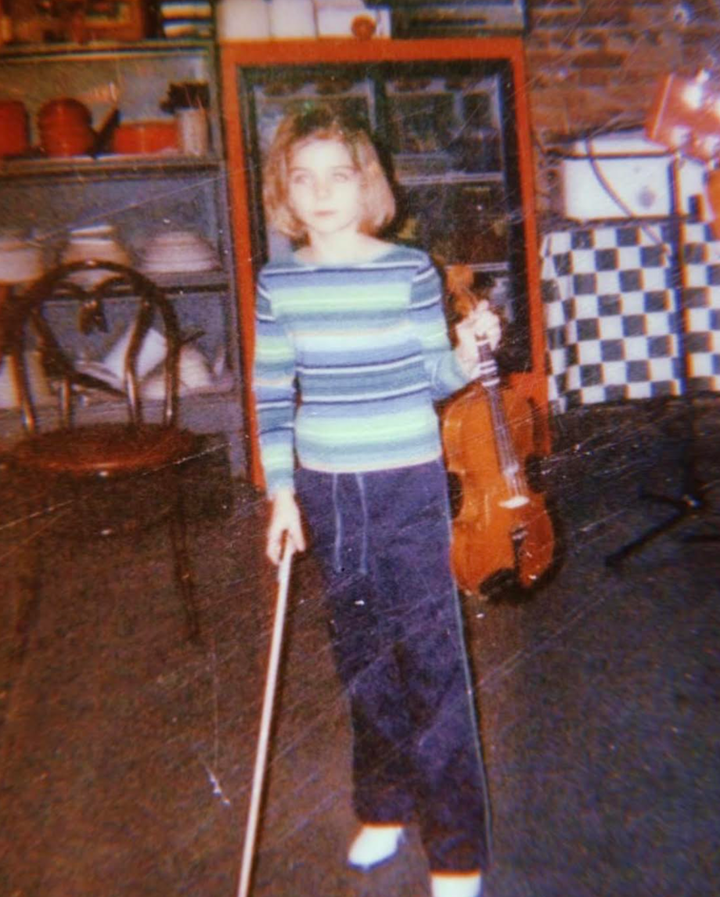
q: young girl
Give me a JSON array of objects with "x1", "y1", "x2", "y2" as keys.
[{"x1": 253, "y1": 106, "x2": 500, "y2": 897}]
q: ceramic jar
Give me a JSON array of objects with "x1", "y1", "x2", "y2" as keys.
[
  {"x1": 111, "y1": 120, "x2": 179, "y2": 155},
  {"x1": 0, "y1": 101, "x2": 29, "y2": 157},
  {"x1": 38, "y1": 98, "x2": 94, "y2": 158}
]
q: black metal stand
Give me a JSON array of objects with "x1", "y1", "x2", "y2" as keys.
[{"x1": 606, "y1": 155, "x2": 720, "y2": 567}]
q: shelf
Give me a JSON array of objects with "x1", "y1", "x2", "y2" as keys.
[
  {"x1": 38, "y1": 269, "x2": 230, "y2": 300},
  {"x1": 0, "y1": 154, "x2": 223, "y2": 182},
  {"x1": 399, "y1": 171, "x2": 506, "y2": 187},
  {"x1": 467, "y1": 261, "x2": 511, "y2": 274},
  {"x1": 151, "y1": 270, "x2": 230, "y2": 294},
  {"x1": 0, "y1": 38, "x2": 214, "y2": 62}
]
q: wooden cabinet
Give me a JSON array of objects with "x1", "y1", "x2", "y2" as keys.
[
  {"x1": 221, "y1": 37, "x2": 547, "y2": 485},
  {"x1": 0, "y1": 40, "x2": 245, "y2": 474}
]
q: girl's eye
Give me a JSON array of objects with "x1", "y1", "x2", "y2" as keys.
[
  {"x1": 290, "y1": 172, "x2": 310, "y2": 186},
  {"x1": 333, "y1": 171, "x2": 350, "y2": 182}
]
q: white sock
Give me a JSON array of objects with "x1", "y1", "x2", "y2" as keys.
[
  {"x1": 347, "y1": 824, "x2": 404, "y2": 870},
  {"x1": 430, "y1": 871, "x2": 482, "y2": 897}
]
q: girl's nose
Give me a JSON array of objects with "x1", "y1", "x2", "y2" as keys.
[{"x1": 315, "y1": 177, "x2": 332, "y2": 199}]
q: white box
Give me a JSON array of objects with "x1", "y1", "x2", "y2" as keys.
[{"x1": 561, "y1": 130, "x2": 706, "y2": 221}]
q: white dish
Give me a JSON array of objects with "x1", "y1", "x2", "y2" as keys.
[
  {"x1": 143, "y1": 258, "x2": 216, "y2": 274},
  {"x1": 77, "y1": 345, "x2": 212, "y2": 398},
  {"x1": 141, "y1": 229, "x2": 219, "y2": 274},
  {"x1": 61, "y1": 225, "x2": 131, "y2": 286},
  {"x1": 74, "y1": 359, "x2": 125, "y2": 391},
  {"x1": 102, "y1": 325, "x2": 167, "y2": 380},
  {"x1": 142, "y1": 345, "x2": 213, "y2": 398},
  {"x1": 0, "y1": 236, "x2": 44, "y2": 283}
]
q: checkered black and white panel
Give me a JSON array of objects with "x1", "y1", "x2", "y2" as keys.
[
  {"x1": 541, "y1": 223, "x2": 720, "y2": 413},
  {"x1": 679, "y1": 221, "x2": 720, "y2": 390}
]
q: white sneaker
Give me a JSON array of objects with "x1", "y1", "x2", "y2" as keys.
[
  {"x1": 430, "y1": 871, "x2": 482, "y2": 897},
  {"x1": 347, "y1": 824, "x2": 405, "y2": 870}
]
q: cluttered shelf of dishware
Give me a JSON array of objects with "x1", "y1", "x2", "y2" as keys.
[{"x1": 0, "y1": 37, "x2": 219, "y2": 167}]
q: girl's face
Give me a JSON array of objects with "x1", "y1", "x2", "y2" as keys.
[{"x1": 287, "y1": 137, "x2": 363, "y2": 241}]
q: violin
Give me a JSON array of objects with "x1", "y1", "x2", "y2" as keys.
[{"x1": 442, "y1": 266, "x2": 556, "y2": 599}]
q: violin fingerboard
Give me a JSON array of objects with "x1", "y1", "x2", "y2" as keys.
[{"x1": 476, "y1": 337, "x2": 500, "y2": 389}]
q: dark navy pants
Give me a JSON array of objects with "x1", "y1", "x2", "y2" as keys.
[{"x1": 295, "y1": 460, "x2": 491, "y2": 873}]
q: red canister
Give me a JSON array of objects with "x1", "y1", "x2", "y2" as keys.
[
  {"x1": 0, "y1": 101, "x2": 29, "y2": 157},
  {"x1": 38, "y1": 98, "x2": 94, "y2": 157},
  {"x1": 111, "y1": 120, "x2": 178, "y2": 155}
]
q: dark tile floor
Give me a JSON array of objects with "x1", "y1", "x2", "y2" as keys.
[{"x1": 0, "y1": 400, "x2": 718, "y2": 897}]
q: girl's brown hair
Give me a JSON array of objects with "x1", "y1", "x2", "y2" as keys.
[{"x1": 262, "y1": 105, "x2": 396, "y2": 241}]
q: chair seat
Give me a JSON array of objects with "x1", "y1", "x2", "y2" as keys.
[
  {"x1": 11, "y1": 423, "x2": 197, "y2": 477},
  {"x1": 3, "y1": 262, "x2": 204, "y2": 642}
]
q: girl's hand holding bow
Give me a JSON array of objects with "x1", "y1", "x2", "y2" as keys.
[
  {"x1": 266, "y1": 487, "x2": 306, "y2": 566},
  {"x1": 453, "y1": 300, "x2": 503, "y2": 381}
]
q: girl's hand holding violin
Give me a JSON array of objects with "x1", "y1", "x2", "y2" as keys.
[
  {"x1": 266, "y1": 487, "x2": 306, "y2": 565},
  {"x1": 454, "y1": 300, "x2": 503, "y2": 381}
]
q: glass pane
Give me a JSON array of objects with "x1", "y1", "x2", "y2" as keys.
[
  {"x1": 247, "y1": 70, "x2": 375, "y2": 261},
  {"x1": 386, "y1": 73, "x2": 503, "y2": 178},
  {"x1": 397, "y1": 181, "x2": 509, "y2": 267},
  {"x1": 251, "y1": 74, "x2": 375, "y2": 164},
  {"x1": 238, "y1": 58, "x2": 530, "y2": 371}
]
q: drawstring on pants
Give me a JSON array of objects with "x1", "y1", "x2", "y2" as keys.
[
  {"x1": 355, "y1": 473, "x2": 369, "y2": 576},
  {"x1": 330, "y1": 472, "x2": 369, "y2": 576},
  {"x1": 332, "y1": 474, "x2": 343, "y2": 573}
]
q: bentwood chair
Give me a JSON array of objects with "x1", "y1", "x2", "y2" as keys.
[{"x1": 0, "y1": 260, "x2": 201, "y2": 651}]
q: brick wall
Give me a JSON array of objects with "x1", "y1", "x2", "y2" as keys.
[{"x1": 524, "y1": 0, "x2": 720, "y2": 215}]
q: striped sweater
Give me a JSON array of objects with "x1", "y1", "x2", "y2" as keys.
[{"x1": 253, "y1": 245, "x2": 470, "y2": 496}]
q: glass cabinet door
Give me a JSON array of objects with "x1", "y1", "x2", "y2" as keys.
[
  {"x1": 237, "y1": 57, "x2": 530, "y2": 371},
  {"x1": 221, "y1": 39, "x2": 547, "y2": 484},
  {"x1": 243, "y1": 69, "x2": 376, "y2": 262}
]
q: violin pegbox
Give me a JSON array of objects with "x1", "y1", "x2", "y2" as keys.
[
  {"x1": 445, "y1": 264, "x2": 485, "y2": 321},
  {"x1": 444, "y1": 263, "x2": 503, "y2": 371}
]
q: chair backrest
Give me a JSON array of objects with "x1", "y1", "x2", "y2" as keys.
[{"x1": 0, "y1": 260, "x2": 183, "y2": 435}]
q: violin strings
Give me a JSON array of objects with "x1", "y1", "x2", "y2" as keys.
[{"x1": 477, "y1": 337, "x2": 525, "y2": 501}]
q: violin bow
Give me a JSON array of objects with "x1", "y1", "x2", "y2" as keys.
[{"x1": 237, "y1": 542, "x2": 294, "y2": 897}]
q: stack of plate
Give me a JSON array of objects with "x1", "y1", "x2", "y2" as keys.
[
  {"x1": 0, "y1": 234, "x2": 43, "y2": 283},
  {"x1": 141, "y1": 230, "x2": 219, "y2": 275},
  {"x1": 160, "y1": 0, "x2": 214, "y2": 38}
]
